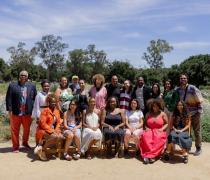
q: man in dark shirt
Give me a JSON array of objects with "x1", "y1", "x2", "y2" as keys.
[
  {"x1": 131, "y1": 76, "x2": 152, "y2": 115},
  {"x1": 105, "y1": 75, "x2": 122, "y2": 100},
  {"x1": 6, "y1": 70, "x2": 37, "y2": 152}
]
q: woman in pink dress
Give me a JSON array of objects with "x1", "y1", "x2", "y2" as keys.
[
  {"x1": 89, "y1": 74, "x2": 107, "y2": 110},
  {"x1": 139, "y1": 98, "x2": 168, "y2": 164}
]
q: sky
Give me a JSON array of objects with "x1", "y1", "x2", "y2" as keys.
[{"x1": 0, "y1": 0, "x2": 210, "y2": 68}]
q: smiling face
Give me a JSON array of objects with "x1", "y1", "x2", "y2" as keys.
[
  {"x1": 49, "y1": 97, "x2": 57, "y2": 110},
  {"x1": 60, "y1": 77, "x2": 68, "y2": 88},
  {"x1": 152, "y1": 103, "x2": 160, "y2": 113},
  {"x1": 19, "y1": 71, "x2": 28, "y2": 84},
  {"x1": 180, "y1": 74, "x2": 188, "y2": 86},
  {"x1": 42, "y1": 82, "x2": 50, "y2": 93},
  {"x1": 130, "y1": 100, "x2": 138, "y2": 111},
  {"x1": 111, "y1": 75, "x2": 118, "y2": 86},
  {"x1": 109, "y1": 97, "x2": 117, "y2": 109},
  {"x1": 137, "y1": 77, "x2": 144, "y2": 87},
  {"x1": 79, "y1": 80, "x2": 85, "y2": 90},
  {"x1": 95, "y1": 78, "x2": 102, "y2": 88},
  {"x1": 165, "y1": 81, "x2": 171, "y2": 91},
  {"x1": 124, "y1": 80, "x2": 130, "y2": 90},
  {"x1": 152, "y1": 84, "x2": 159, "y2": 94},
  {"x1": 89, "y1": 98, "x2": 96, "y2": 109},
  {"x1": 177, "y1": 101, "x2": 184, "y2": 112}
]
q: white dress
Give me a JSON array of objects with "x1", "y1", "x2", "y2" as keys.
[
  {"x1": 32, "y1": 91, "x2": 48, "y2": 119},
  {"x1": 81, "y1": 112, "x2": 102, "y2": 153}
]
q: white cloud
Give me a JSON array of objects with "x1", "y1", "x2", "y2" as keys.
[
  {"x1": 169, "y1": 25, "x2": 188, "y2": 33},
  {"x1": 123, "y1": 32, "x2": 143, "y2": 38},
  {"x1": 172, "y1": 41, "x2": 210, "y2": 49}
]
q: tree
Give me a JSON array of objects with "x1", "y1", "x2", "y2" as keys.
[
  {"x1": 7, "y1": 42, "x2": 36, "y2": 79},
  {"x1": 108, "y1": 61, "x2": 136, "y2": 83},
  {"x1": 0, "y1": 58, "x2": 11, "y2": 81},
  {"x1": 35, "y1": 34, "x2": 68, "y2": 81},
  {"x1": 179, "y1": 54, "x2": 210, "y2": 87},
  {"x1": 66, "y1": 49, "x2": 93, "y2": 81},
  {"x1": 142, "y1": 39, "x2": 173, "y2": 68},
  {"x1": 85, "y1": 44, "x2": 109, "y2": 75}
]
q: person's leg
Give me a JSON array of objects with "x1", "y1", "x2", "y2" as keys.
[
  {"x1": 10, "y1": 115, "x2": 21, "y2": 151},
  {"x1": 21, "y1": 115, "x2": 32, "y2": 148},
  {"x1": 124, "y1": 129, "x2": 131, "y2": 150},
  {"x1": 73, "y1": 129, "x2": 81, "y2": 159},
  {"x1": 64, "y1": 131, "x2": 73, "y2": 153},
  {"x1": 191, "y1": 113, "x2": 202, "y2": 155}
]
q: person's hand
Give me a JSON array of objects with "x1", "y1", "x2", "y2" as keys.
[
  {"x1": 109, "y1": 126, "x2": 114, "y2": 131},
  {"x1": 131, "y1": 127, "x2": 136, "y2": 133},
  {"x1": 114, "y1": 126, "x2": 119, "y2": 131},
  {"x1": 175, "y1": 129, "x2": 181, "y2": 133},
  {"x1": 92, "y1": 127, "x2": 98, "y2": 131},
  {"x1": 145, "y1": 127, "x2": 150, "y2": 132},
  {"x1": 158, "y1": 128, "x2": 163, "y2": 132},
  {"x1": 72, "y1": 128, "x2": 77, "y2": 133}
]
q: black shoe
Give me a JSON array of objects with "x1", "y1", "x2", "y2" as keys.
[
  {"x1": 149, "y1": 158, "x2": 155, "y2": 164},
  {"x1": 164, "y1": 153, "x2": 170, "y2": 161},
  {"x1": 183, "y1": 156, "x2": 188, "y2": 164},
  {"x1": 194, "y1": 148, "x2": 202, "y2": 156}
]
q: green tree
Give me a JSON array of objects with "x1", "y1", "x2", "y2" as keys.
[
  {"x1": 142, "y1": 39, "x2": 173, "y2": 68},
  {"x1": 0, "y1": 58, "x2": 11, "y2": 81},
  {"x1": 108, "y1": 61, "x2": 136, "y2": 83},
  {"x1": 179, "y1": 54, "x2": 210, "y2": 87},
  {"x1": 67, "y1": 49, "x2": 93, "y2": 81},
  {"x1": 35, "y1": 34, "x2": 68, "y2": 81},
  {"x1": 7, "y1": 42, "x2": 36, "y2": 79}
]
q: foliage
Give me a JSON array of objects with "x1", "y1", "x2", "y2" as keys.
[
  {"x1": 179, "y1": 54, "x2": 210, "y2": 87},
  {"x1": 7, "y1": 42, "x2": 37, "y2": 80},
  {"x1": 142, "y1": 39, "x2": 173, "y2": 69},
  {"x1": 35, "y1": 34, "x2": 68, "y2": 81},
  {"x1": 107, "y1": 61, "x2": 137, "y2": 83}
]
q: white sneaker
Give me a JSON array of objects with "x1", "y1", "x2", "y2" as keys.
[{"x1": 34, "y1": 145, "x2": 42, "y2": 154}]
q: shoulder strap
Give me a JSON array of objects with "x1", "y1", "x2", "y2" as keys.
[{"x1": 183, "y1": 85, "x2": 189, "y2": 102}]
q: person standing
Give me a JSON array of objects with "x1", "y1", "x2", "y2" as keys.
[
  {"x1": 32, "y1": 79, "x2": 50, "y2": 125},
  {"x1": 6, "y1": 70, "x2": 37, "y2": 152},
  {"x1": 131, "y1": 77, "x2": 152, "y2": 115},
  {"x1": 176, "y1": 73, "x2": 203, "y2": 156},
  {"x1": 105, "y1": 75, "x2": 122, "y2": 101},
  {"x1": 69, "y1": 75, "x2": 80, "y2": 95}
]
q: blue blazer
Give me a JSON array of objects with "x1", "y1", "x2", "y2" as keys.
[{"x1": 6, "y1": 81, "x2": 37, "y2": 115}]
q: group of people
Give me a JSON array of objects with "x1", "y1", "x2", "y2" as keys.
[{"x1": 6, "y1": 71, "x2": 203, "y2": 164}]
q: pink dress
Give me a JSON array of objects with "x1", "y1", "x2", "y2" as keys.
[
  {"x1": 89, "y1": 86, "x2": 107, "y2": 110},
  {"x1": 139, "y1": 113, "x2": 167, "y2": 158}
]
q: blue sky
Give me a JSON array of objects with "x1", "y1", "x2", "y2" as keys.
[{"x1": 0, "y1": 0, "x2": 210, "y2": 68}]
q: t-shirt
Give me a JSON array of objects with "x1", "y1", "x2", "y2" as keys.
[
  {"x1": 126, "y1": 110, "x2": 144, "y2": 128},
  {"x1": 19, "y1": 85, "x2": 27, "y2": 115}
]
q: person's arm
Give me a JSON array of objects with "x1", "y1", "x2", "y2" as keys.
[
  {"x1": 159, "y1": 112, "x2": 168, "y2": 132},
  {"x1": 63, "y1": 112, "x2": 70, "y2": 130},
  {"x1": 32, "y1": 93, "x2": 40, "y2": 121},
  {"x1": 136, "y1": 117, "x2": 144, "y2": 129},
  {"x1": 82, "y1": 110, "x2": 90, "y2": 128},
  {"x1": 39, "y1": 110, "x2": 54, "y2": 134},
  {"x1": 75, "y1": 113, "x2": 82, "y2": 129},
  {"x1": 125, "y1": 116, "x2": 132, "y2": 130},
  {"x1": 114, "y1": 109, "x2": 125, "y2": 130},
  {"x1": 179, "y1": 116, "x2": 191, "y2": 133},
  {"x1": 55, "y1": 110, "x2": 62, "y2": 133}
]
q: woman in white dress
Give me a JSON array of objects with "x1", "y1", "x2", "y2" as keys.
[
  {"x1": 81, "y1": 97, "x2": 102, "y2": 159},
  {"x1": 32, "y1": 79, "x2": 50, "y2": 124},
  {"x1": 124, "y1": 99, "x2": 144, "y2": 154}
]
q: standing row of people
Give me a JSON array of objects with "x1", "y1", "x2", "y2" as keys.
[{"x1": 6, "y1": 71, "x2": 203, "y2": 163}]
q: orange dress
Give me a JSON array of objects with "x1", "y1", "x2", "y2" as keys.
[
  {"x1": 139, "y1": 113, "x2": 167, "y2": 158},
  {"x1": 35, "y1": 108, "x2": 62, "y2": 143}
]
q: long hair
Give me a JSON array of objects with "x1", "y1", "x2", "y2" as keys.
[{"x1": 172, "y1": 100, "x2": 189, "y2": 127}]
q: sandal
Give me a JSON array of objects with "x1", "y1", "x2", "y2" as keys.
[
  {"x1": 73, "y1": 153, "x2": 81, "y2": 160},
  {"x1": 64, "y1": 153, "x2": 72, "y2": 161}
]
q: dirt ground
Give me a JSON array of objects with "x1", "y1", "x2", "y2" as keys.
[{"x1": 0, "y1": 141, "x2": 210, "y2": 180}]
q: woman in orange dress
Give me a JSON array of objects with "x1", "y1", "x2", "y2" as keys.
[
  {"x1": 139, "y1": 98, "x2": 168, "y2": 164},
  {"x1": 34, "y1": 94, "x2": 63, "y2": 161}
]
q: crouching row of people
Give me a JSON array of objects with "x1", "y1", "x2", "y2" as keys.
[{"x1": 34, "y1": 94, "x2": 192, "y2": 164}]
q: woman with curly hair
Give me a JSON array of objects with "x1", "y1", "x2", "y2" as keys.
[
  {"x1": 89, "y1": 74, "x2": 107, "y2": 110},
  {"x1": 139, "y1": 98, "x2": 168, "y2": 164},
  {"x1": 165, "y1": 101, "x2": 192, "y2": 163}
]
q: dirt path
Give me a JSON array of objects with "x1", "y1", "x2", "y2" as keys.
[{"x1": 0, "y1": 141, "x2": 210, "y2": 180}]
